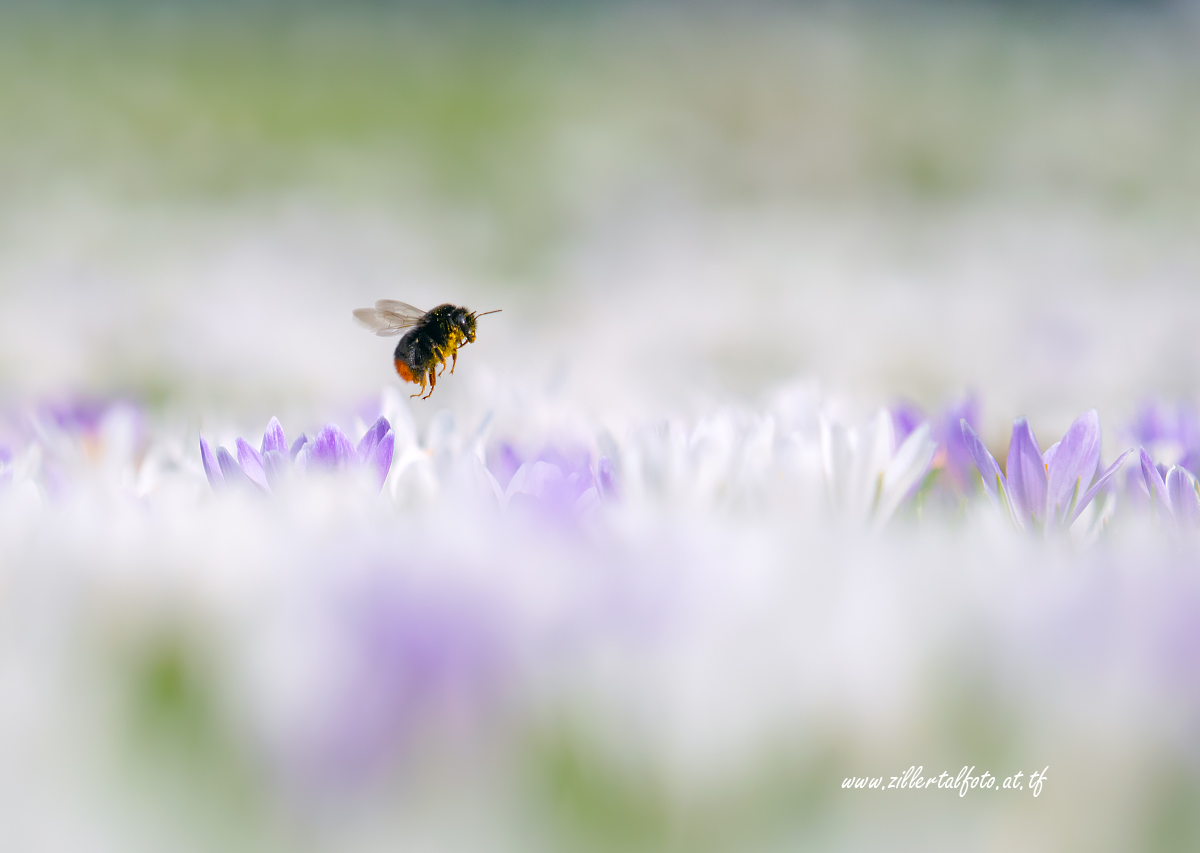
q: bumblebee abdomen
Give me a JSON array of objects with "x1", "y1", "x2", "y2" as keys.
[
  {"x1": 393, "y1": 328, "x2": 431, "y2": 383},
  {"x1": 394, "y1": 358, "x2": 416, "y2": 383}
]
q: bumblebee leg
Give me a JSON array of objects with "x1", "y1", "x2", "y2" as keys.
[
  {"x1": 409, "y1": 371, "x2": 426, "y2": 399},
  {"x1": 423, "y1": 366, "x2": 437, "y2": 399},
  {"x1": 450, "y1": 350, "x2": 457, "y2": 374}
]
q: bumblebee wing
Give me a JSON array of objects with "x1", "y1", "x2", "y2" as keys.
[{"x1": 352, "y1": 300, "x2": 427, "y2": 337}]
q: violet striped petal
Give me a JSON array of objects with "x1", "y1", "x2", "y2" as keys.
[
  {"x1": 1140, "y1": 448, "x2": 1171, "y2": 512},
  {"x1": 262, "y1": 449, "x2": 289, "y2": 487},
  {"x1": 369, "y1": 429, "x2": 394, "y2": 491},
  {"x1": 1046, "y1": 409, "x2": 1101, "y2": 520},
  {"x1": 1167, "y1": 466, "x2": 1200, "y2": 526},
  {"x1": 1069, "y1": 449, "x2": 1134, "y2": 527},
  {"x1": 261, "y1": 417, "x2": 288, "y2": 456},
  {"x1": 216, "y1": 446, "x2": 250, "y2": 485},
  {"x1": 356, "y1": 416, "x2": 392, "y2": 465},
  {"x1": 309, "y1": 424, "x2": 356, "y2": 471},
  {"x1": 1006, "y1": 417, "x2": 1048, "y2": 526},
  {"x1": 236, "y1": 437, "x2": 270, "y2": 491},
  {"x1": 961, "y1": 419, "x2": 1004, "y2": 507},
  {"x1": 200, "y1": 435, "x2": 224, "y2": 488},
  {"x1": 289, "y1": 434, "x2": 309, "y2": 461}
]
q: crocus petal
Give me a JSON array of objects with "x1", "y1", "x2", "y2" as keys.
[
  {"x1": 860, "y1": 411, "x2": 895, "y2": 511},
  {"x1": 1140, "y1": 448, "x2": 1171, "y2": 513},
  {"x1": 1069, "y1": 449, "x2": 1134, "y2": 527},
  {"x1": 820, "y1": 417, "x2": 853, "y2": 514},
  {"x1": 261, "y1": 417, "x2": 288, "y2": 456},
  {"x1": 199, "y1": 435, "x2": 224, "y2": 488},
  {"x1": 1006, "y1": 417, "x2": 1048, "y2": 527},
  {"x1": 1046, "y1": 409, "x2": 1101, "y2": 522},
  {"x1": 875, "y1": 423, "x2": 937, "y2": 527},
  {"x1": 236, "y1": 437, "x2": 270, "y2": 491},
  {"x1": 932, "y1": 395, "x2": 980, "y2": 492},
  {"x1": 889, "y1": 400, "x2": 925, "y2": 445},
  {"x1": 356, "y1": 416, "x2": 392, "y2": 465},
  {"x1": 262, "y1": 449, "x2": 289, "y2": 486},
  {"x1": 961, "y1": 420, "x2": 1004, "y2": 507},
  {"x1": 216, "y1": 446, "x2": 250, "y2": 486},
  {"x1": 369, "y1": 429, "x2": 394, "y2": 491},
  {"x1": 309, "y1": 425, "x2": 357, "y2": 471},
  {"x1": 290, "y1": 434, "x2": 309, "y2": 461},
  {"x1": 1167, "y1": 466, "x2": 1200, "y2": 526}
]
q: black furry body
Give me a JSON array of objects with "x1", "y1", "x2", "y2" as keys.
[{"x1": 392, "y1": 304, "x2": 479, "y2": 399}]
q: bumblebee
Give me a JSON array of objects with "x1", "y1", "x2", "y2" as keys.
[{"x1": 353, "y1": 300, "x2": 500, "y2": 399}]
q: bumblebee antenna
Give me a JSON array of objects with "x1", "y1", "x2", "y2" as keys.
[{"x1": 474, "y1": 309, "x2": 502, "y2": 318}]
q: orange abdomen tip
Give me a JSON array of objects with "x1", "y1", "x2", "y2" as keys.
[{"x1": 394, "y1": 359, "x2": 416, "y2": 383}]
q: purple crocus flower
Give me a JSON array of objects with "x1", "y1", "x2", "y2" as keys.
[
  {"x1": 889, "y1": 395, "x2": 981, "y2": 495},
  {"x1": 889, "y1": 399, "x2": 926, "y2": 447},
  {"x1": 930, "y1": 395, "x2": 981, "y2": 494},
  {"x1": 1134, "y1": 448, "x2": 1200, "y2": 526},
  {"x1": 1129, "y1": 400, "x2": 1200, "y2": 474},
  {"x1": 40, "y1": 398, "x2": 110, "y2": 436},
  {"x1": 201, "y1": 416, "x2": 394, "y2": 493},
  {"x1": 309, "y1": 578, "x2": 508, "y2": 785},
  {"x1": 1126, "y1": 401, "x2": 1200, "y2": 505},
  {"x1": 962, "y1": 410, "x2": 1132, "y2": 534},
  {"x1": 489, "y1": 443, "x2": 612, "y2": 517}
]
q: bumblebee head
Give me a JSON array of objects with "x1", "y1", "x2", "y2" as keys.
[{"x1": 460, "y1": 307, "x2": 501, "y2": 344}]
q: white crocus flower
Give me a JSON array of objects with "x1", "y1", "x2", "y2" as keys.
[{"x1": 821, "y1": 410, "x2": 937, "y2": 530}]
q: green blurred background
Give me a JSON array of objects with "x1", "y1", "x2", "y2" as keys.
[
  {"x1": 4, "y1": 0, "x2": 1200, "y2": 424},
  {"x1": 6, "y1": 1, "x2": 1200, "y2": 251}
]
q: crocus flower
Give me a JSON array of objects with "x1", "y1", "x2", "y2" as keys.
[
  {"x1": 201, "y1": 416, "x2": 394, "y2": 493},
  {"x1": 961, "y1": 410, "x2": 1132, "y2": 534},
  {"x1": 488, "y1": 443, "x2": 610, "y2": 517},
  {"x1": 891, "y1": 395, "x2": 981, "y2": 495},
  {"x1": 889, "y1": 399, "x2": 926, "y2": 446},
  {"x1": 930, "y1": 396, "x2": 982, "y2": 494},
  {"x1": 1134, "y1": 448, "x2": 1200, "y2": 526},
  {"x1": 310, "y1": 578, "x2": 509, "y2": 784},
  {"x1": 1125, "y1": 401, "x2": 1200, "y2": 505},
  {"x1": 821, "y1": 409, "x2": 938, "y2": 530},
  {"x1": 1129, "y1": 400, "x2": 1200, "y2": 474},
  {"x1": 5, "y1": 399, "x2": 148, "y2": 499}
]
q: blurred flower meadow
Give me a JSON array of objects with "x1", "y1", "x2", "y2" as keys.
[{"x1": 4, "y1": 1, "x2": 1200, "y2": 851}]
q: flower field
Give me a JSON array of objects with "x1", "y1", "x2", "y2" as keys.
[{"x1": 3, "y1": 3, "x2": 1200, "y2": 851}]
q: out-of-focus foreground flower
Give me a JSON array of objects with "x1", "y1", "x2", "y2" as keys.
[
  {"x1": 3, "y1": 387, "x2": 1200, "y2": 853},
  {"x1": 891, "y1": 395, "x2": 981, "y2": 495},
  {"x1": 821, "y1": 409, "x2": 937, "y2": 529}
]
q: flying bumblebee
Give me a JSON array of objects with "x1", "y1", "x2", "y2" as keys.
[{"x1": 353, "y1": 300, "x2": 501, "y2": 399}]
